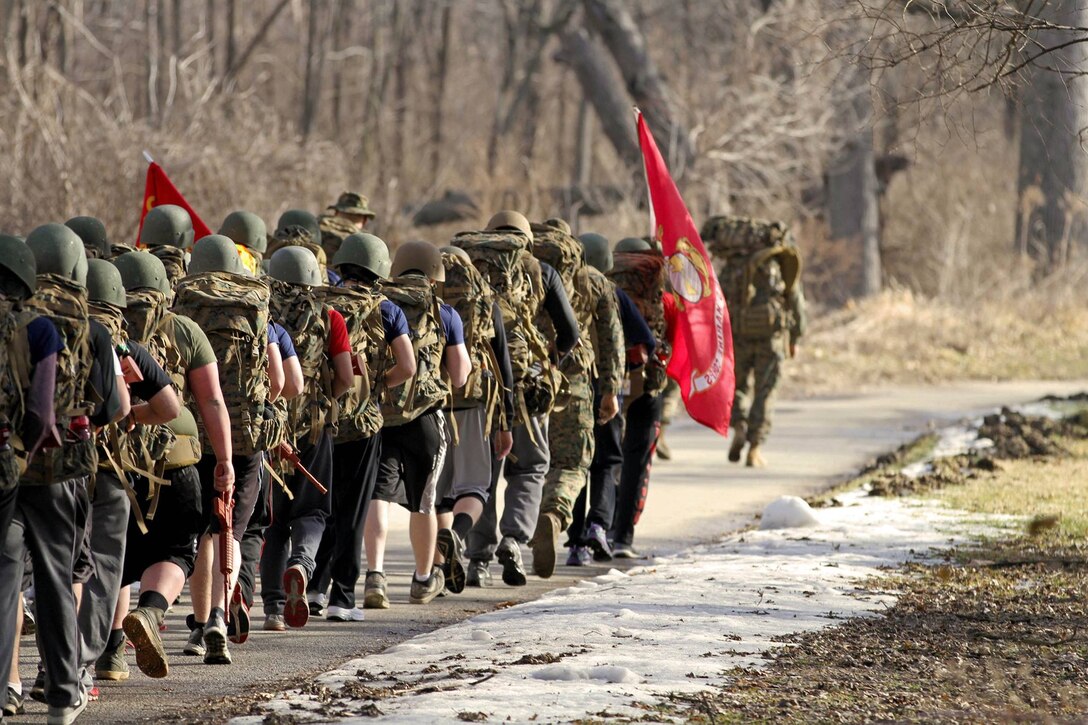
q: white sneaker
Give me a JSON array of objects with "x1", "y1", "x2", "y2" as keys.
[
  {"x1": 325, "y1": 605, "x2": 365, "y2": 622},
  {"x1": 46, "y1": 685, "x2": 88, "y2": 725}
]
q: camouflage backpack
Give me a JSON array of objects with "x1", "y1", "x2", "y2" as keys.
[
  {"x1": 318, "y1": 215, "x2": 358, "y2": 261},
  {"x1": 0, "y1": 300, "x2": 34, "y2": 487},
  {"x1": 437, "y1": 253, "x2": 501, "y2": 430},
  {"x1": 147, "y1": 245, "x2": 187, "y2": 292},
  {"x1": 529, "y1": 223, "x2": 597, "y2": 379},
  {"x1": 452, "y1": 231, "x2": 559, "y2": 424},
  {"x1": 269, "y1": 279, "x2": 335, "y2": 445},
  {"x1": 23, "y1": 274, "x2": 96, "y2": 484},
  {"x1": 325, "y1": 286, "x2": 386, "y2": 442},
  {"x1": 700, "y1": 215, "x2": 792, "y2": 260},
  {"x1": 379, "y1": 274, "x2": 448, "y2": 427},
  {"x1": 608, "y1": 250, "x2": 672, "y2": 396},
  {"x1": 173, "y1": 272, "x2": 284, "y2": 456},
  {"x1": 267, "y1": 227, "x2": 330, "y2": 280}
]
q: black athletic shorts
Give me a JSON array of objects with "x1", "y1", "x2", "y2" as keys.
[
  {"x1": 197, "y1": 452, "x2": 263, "y2": 542},
  {"x1": 121, "y1": 465, "x2": 203, "y2": 586},
  {"x1": 374, "y1": 409, "x2": 447, "y2": 514}
]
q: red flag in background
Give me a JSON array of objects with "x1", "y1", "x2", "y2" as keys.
[
  {"x1": 636, "y1": 110, "x2": 735, "y2": 438},
  {"x1": 137, "y1": 161, "x2": 212, "y2": 245}
]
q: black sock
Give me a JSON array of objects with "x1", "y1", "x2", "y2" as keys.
[
  {"x1": 452, "y1": 513, "x2": 474, "y2": 540},
  {"x1": 138, "y1": 590, "x2": 170, "y2": 614},
  {"x1": 107, "y1": 628, "x2": 125, "y2": 650}
]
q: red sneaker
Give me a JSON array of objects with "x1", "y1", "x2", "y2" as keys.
[{"x1": 283, "y1": 565, "x2": 309, "y2": 629}]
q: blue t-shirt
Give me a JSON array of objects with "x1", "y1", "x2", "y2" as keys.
[
  {"x1": 615, "y1": 288, "x2": 656, "y2": 354},
  {"x1": 326, "y1": 268, "x2": 342, "y2": 286},
  {"x1": 439, "y1": 304, "x2": 465, "y2": 347},
  {"x1": 380, "y1": 300, "x2": 410, "y2": 343},
  {"x1": 27, "y1": 316, "x2": 64, "y2": 364},
  {"x1": 268, "y1": 322, "x2": 298, "y2": 360}
]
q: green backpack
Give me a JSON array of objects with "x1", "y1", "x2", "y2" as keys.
[
  {"x1": 325, "y1": 286, "x2": 386, "y2": 442},
  {"x1": 318, "y1": 215, "x2": 358, "y2": 262},
  {"x1": 379, "y1": 275, "x2": 448, "y2": 427},
  {"x1": 529, "y1": 224, "x2": 596, "y2": 379},
  {"x1": 700, "y1": 215, "x2": 791, "y2": 259},
  {"x1": 0, "y1": 300, "x2": 34, "y2": 488},
  {"x1": 437, "y1": 253, "x2": 501, "y2": 430},
  {"x1": 173, "y1": 272, "x2": 283, "y2": 456},
  {"x1": 23, "y1": 275, "x2": 96, "y2": 484},
  {"x1": 609, "y1": 250, "x2": 671, "y2": 396},
  {"x1": 452, "y1": 231, "x2": 558, "y2": 424},
  {"x1": 269, "y1": 279, "x2": 335, "y2": 446},
  {"x1": 147, "y1": 245, "x2": 187, "y2": 293}
]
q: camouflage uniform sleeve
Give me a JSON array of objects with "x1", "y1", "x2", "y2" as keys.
[
  {"x1": 592, "y1": 276, "x2": 625, "y2": 397},
  {"x1": 788, "y1": 280, "x2": 807, "y2": 340}
]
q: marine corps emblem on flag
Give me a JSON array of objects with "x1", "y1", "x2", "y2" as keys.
[{"x1": 665, "y1": 236, "x2": 713, "y2": 311}]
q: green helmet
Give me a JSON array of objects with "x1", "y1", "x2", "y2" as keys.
[
  {"x1": 391, "y1": 240, "x2": 445, "y2": 282},
  {"x1": 544, "y1": 217, "x2": 572, "y2": 235},
  {"x1": 86, "y1": 258, "x2": 127, "y2": 308},
  {"x1": 65, "y1": 216, "x2": 111, "y2": 259},
  {"x1": 439, "y1": 245, "x2": 471, "y2": 263},
  {"x1": 269, "y1": 246, "x2": 322, "y2": 287},
  {"x1": 219, "y1": 211, "x2": 268, "y2": 254},
  {"x1": 578, "y1": 232, "x2": 613, "y2": 273},
  {"x1": 27, "y1": 223, "x2": 88, "y2": 285},
  {"x1": 0, "y1": 234, "x2": 36, "y2": 300},
  {"x1": 615, "y1": 237, "x2": 652, "y2": 252},
  {"x1": 332, "y1": 232, "x2": 391, "y2": 279},
  {"x1": 276, "y1": 209, "x2": 322, "y2": 247},
  {"x1": 114, "y1": 251, "x2": 171, "y2": 294},
  {"x1": 140, "y1": 205, "x2": 194, "y2": 249},
  {"x1": 188, "y1": 234, "x2": 244, "y2": 276}
]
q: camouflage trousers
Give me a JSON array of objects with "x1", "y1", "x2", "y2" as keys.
[
  {"x1": 730, "y1": 335, "x2": 785, "y2": 445},
  {"x1": 540, "y1": 373, "x2": 595, "y2": 532}
]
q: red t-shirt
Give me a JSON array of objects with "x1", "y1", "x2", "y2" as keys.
[
  {"x1": 662, "y1": 292, "x2": 679, "y2": 344},
  {"x1": 327, "y1": 309, "x2": 351, "y2": 356}
]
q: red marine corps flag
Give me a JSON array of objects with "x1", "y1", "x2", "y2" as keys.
[
  {"x1": 636, "y1": 110, "x2": 735, "y2": 437},
  {"x1": 136, "y1": 154, "x2": 213, "y2": 244}
]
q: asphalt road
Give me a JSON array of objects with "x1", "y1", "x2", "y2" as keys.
[{"x1": 11, "y1": 379, "x2": 1086, "y2": 724}]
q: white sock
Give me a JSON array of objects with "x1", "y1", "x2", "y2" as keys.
[
  {"x1": 9, "y1": 681, "x2": 22, "y2": 695},
  {"x1": 413, "y1": 571, "x2": 431, "y2": 582}
]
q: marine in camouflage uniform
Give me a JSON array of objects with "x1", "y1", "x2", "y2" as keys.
[{"x1": 532, "y1": 221, "x2": 624, "y2": 579}]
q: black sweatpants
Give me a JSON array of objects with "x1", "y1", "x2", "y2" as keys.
[
  {"x1": 237, "y1": 460, "x2": 270, "y2": 608},
  {"x1": 310, "y1": 433, "x2": 382, "y2": 609},
  {"x1": 260, "y1": 432, "x2": 334, "y2": 615},
  {"x1": 569, "y1": 394, "x2": 624, "y2": 545},
  {"x1": 610, "y1": 393, "x2": 663, "y2": 548}
]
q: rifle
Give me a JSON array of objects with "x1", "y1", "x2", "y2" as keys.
[
  {"x1": 277, "y1": 441, "x2": 328, "y2": 494},
  {"x1": 213, "y1": 490, "x2": 234, "y2": 622}
]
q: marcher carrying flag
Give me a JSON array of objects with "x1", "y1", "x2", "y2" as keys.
[
  {"x1": 636, "y1": 109, "x2": 735, "y2": 437},
  {"x1": 136, "y1": 152, "x2": 213, "y2": 243}
]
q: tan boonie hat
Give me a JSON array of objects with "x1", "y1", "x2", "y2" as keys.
[{"x1": 330, "y1": 191, "x2": 376, "y2": 218}]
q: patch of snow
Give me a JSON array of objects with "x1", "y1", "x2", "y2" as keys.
[
  {"x1": 532, "y1": 664, "x2": 639, "y2": 684},
  {"x1": 469, "y1": 630, "x2": 493, "y2": 642},
  {"x1": 758, "y1": 495, "x2": 820, "y2": 530}
]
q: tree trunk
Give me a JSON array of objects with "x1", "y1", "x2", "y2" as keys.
[
  {"x1": 145, "y1": 0, "x2": 158, "y2": 120},
  {"x1": 172, "y1": 0, "x2": 182, "y2": 58},
  {"x1": 827, "y1": 73, "x2": 882, "y2": 299},
  {"x1": 568, "y1": 95, "x2": 594, "y2": 232},
  {"x1": 431, "y1": 0, "x2": 453, "y2": 179},
  {"x1": 556, "y1": 28, "x2": 640, "y2": 170},
  {"x1": 225, "y1": 0, "x2": 236, "y2": 79},
  {"x1": 582, "y1": 0, "x2": 694, "y2": 176},
  {"x1": 1015, "y1": 0, "x2": 1088, "y2": 271},
  {"x1": 205, "y1": 0, "x2": 215, "y2": 79},
  {"x1": 300, "y1": 0, "x2": 322, "y2": 141}
]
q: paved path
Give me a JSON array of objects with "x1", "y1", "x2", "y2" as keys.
[{"x1": 12, "y1": 380, "x2": 1085, "y2": 723}]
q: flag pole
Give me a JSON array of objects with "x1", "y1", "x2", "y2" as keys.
[{"x1": 142, "y1": 150, "x2": 154, "y2": 164}]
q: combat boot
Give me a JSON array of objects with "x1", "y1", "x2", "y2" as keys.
[
  {"x1": 746, "y1": 444, "x2": 766, "y2": 468},
  {"x1": 530, "y1": 512, "x2": 560, "y2": 579},
  {"x1": 94, "y1": 632, "x2": 130, "y2": 681},
  {"x1": 728, "y1": 424, "x2": 747, "y2": 463},
  {"x1": 123, "y1": 606, "x2": 169, "y2": 679},
  {"x1": 656, "y1": 432, "x2": 672, "y2": 461}
]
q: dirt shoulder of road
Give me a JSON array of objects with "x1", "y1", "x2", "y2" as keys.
[{"x1": 653, "y1": 406, "x2": 1088, "y2": 724}]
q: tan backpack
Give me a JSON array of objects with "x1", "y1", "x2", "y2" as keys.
[
  {"x1": 325, "y1": 286, "x2": 386, "y2": 442},
  {"x1": 529, "y1": 224, "x2": 596, "y2": 381},
  {"x1": 0, "y1": 300, "x2": 34, "y2": 486},
  {"x1": 379, "y1": 275, "x2": 448, "y2": 427},
  {"x1": 609, "y1": 250, "x2": 672, "y2": 395}
]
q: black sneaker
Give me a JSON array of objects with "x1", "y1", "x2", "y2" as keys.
[
  {"x1": 20, "y1": 596, "x2": 35, "y2": 637},
  {"x1": 466, "y1": 559, "x2": 492, "y2": 588},
  {"x1": 436, "y1": 528, "x2": 466, "y2": 594},
  {"x1": 584, "y1": 523, "x2": 614, "y2": 562},
  {"x1": 202, "y1": 609, "x2": 232, "y2": 665},
  {"x1": 3, "y1": 685, "x2": 24, "y2": 717},
  {"x1": 496, "y1": 537, "x2": 527, "y2": 587},
  {"x1": 29, "y1": 669, "x2": 45, "y2": 704},
  {"x1": 183, "y1": 614, "x2": 205, "y2": 657},
  {"x1": 122, "y1": 607, "x2": 169, "y2": 679},
  {"x1": 409, "y1": 567, "x2": 445, "y2": 605},
  {"x1": 227, "y1": 583, "x2": 250, "y2": 644}
]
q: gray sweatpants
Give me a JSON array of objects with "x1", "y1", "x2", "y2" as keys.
[
  {"x1": 79, "y1": 471, "x2": 130, "y2": 667},
  {"x1": 0, "y1": 480, "x2": 84, "y2": 708},
  {"x1": 466, "y1": 415, "x2": 549, "y2": 562}
]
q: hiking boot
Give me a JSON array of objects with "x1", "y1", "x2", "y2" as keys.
[
  {"x1": 94, "y1": 632, "x2": 130, "y2": 681},
  {"x1": 283, "y1": 565, "x2": 309, "y2": 629},
  {"x1": 29, "y1": 669, "x2": 45, "y2": 703},
  {"x1": 436, "y1": 528, "x2": 466, "y2": 594},
  {"x1": 584, "y1": 523, "x2": 614, "y2": 562},
  {"x1": 202, "y1": 610, "x2": 232, "y2": 665},
  {"x1": 363, "y1": 571, "x2": 390, "y2": 609},
  {"x1": 496, "y1": 537, "x2": 527, "y2": 587},
  {"x1": 409, "y1": 567, "x2": 445, "y2": 605},
  {"x1": 466, "y1": 559, "x2": 491, "y2": 588},
  {"x1": 746, "y1": 445, "x2": 766, "y2": 468},
  {"x1": 728, "y1": 435, "x2": 746, "y2": 463},
  {"x1": 227, "y1": 583, "x2": 250, "y2": 645},
  {"x1": 3, "y1": 685, "x2": 25, "y2": 717},
  {"x1": 326, "y1": 605, "x2": 365, "y2": 622},
  {"x1": 612, "y1": 542, "x2": 642, "y2": 559},
  {"x1": 263, "y1": 614, "x2": 286, "y2": 631},
  {"x1": 45, "y1": 685, "x2": 87, "y2": 725},
  {"x1": 307, "y1": 592, "x2": 327, "y2": 617},
  {"x1": 566, "y1": 546, "x2": 591, "y2": 566},
  {"x1": 183, "y1": 615, "x2": 205, "y2": 657},
  {"x1": 530, "y1": 512, "x2": 560, "y2": 579},
  {"x1": 656, "y1": 433, "x2": 672, "y2": 461},
  {"x1": 122, "y1": 606, "x2": 169, "y2": 679}
]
